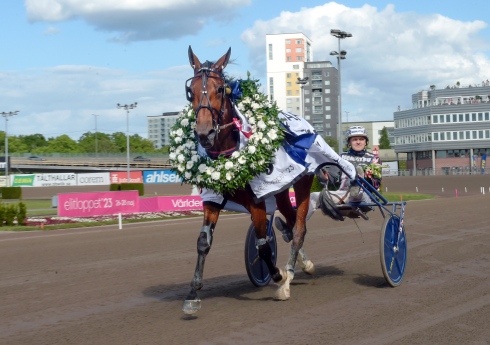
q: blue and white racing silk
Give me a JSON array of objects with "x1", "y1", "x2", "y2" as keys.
[{"x1": 200, "y1": 109, "x2": 356, "y2": 205}]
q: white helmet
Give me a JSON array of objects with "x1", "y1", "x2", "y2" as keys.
[{"x1": 346, "y1": 125, "x2": 369, "y2": 145}]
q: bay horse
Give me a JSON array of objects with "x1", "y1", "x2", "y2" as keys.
[{"x1": 182, "y1": 46, "x2": 314, "y2": 315}]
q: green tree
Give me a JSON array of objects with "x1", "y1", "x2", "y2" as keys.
[
  {"x1": 78, "y1": 132, "x2": 119, "y2": 153},
  {"x1": 19, "y1": 134, "x2": 48, "y2": 151},
  {"x1": 38, "y1": 135, "x2": 81, "y2": 153},
  {"x1": 323, "y1": 136, "x2": 341, "y2": 153},
  {"x1": 379, "y1": 127, "x2": 391, "y2": 149}
]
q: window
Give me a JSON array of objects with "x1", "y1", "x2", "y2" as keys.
[
  {"x1": 287, "y1": 99, "x2": 292, "y2": 104},
  {"x1": 324, "y1": 97, "x2": 330, "y2": 102},
  {"x1": 465, "y1": 113, "x2": 470, "y2": 121},
  {"x1": 295, "y1": 48, "x2": 302, "y2": 53},
  {"x1": 287, "y1": 90, "x2": 292, "y2": 95},
  {"x1": 433, "y1": 115, "x2": 438, "y2": 123},
  {"x1": 459, "y1": 114, "x2": 464, "y2": 122},
  {"x1": 473, "y1": 131, "x2": 477, "y2": 139},
  {"x1": 459, "y1": 131, "x2": 464, "y2": 140},
  {"x1": 325, "y1": 115, "x2": 331, "y2": 119},
  {"x1": 439, "y1": 115, "x2": 445, "y2": 123},
  {"x1": 296, "y1": 39, "x2": 302, "y2": 44},
  {"x1": 296, "y1": 56, "x2": 303, "y2": 61},
  {"x1": 268, "y1": 44, "x2": 273, "y2": 60},
  {"x1": 466, "y1": 131, "x2": 470, "y2": 139},
  {"x1": 440, "y1": 132, "x2": 445, "y2": 140},
  {"x1": 286, "y1": 48, "x2": 291, "y2": 53},
  {"x1": 479, "y1": 130, "x2": 484, "y2": 139},
  {"x1": 287, "y1": 56, "x2": 291, "y2": 61},
  {"x1": 478, "y1": 113, "x2": 483, "y2": 121},
  {"x1": 325, "y1": 106, "x2": 331, "y2": 111},
  {"x1": 453, "y1": 114, "x2": 457, "y2": 122},
  {"x1": 453, "y1": 132, "x2": 458, "y2": 140},
  {"x1": 446, "y1": 114, "x2": 451, "y2": 123},
  {"x1": 472, "y1": 113, "x2": 477, "y2": 121},
  {"x1": 286, "y1": 73, "x2": 291, "y2": 78},
  {"x1": 286, "y1": 82, "x2": 291, "y2": 86},
  {"x1": 293, "y1": 65, "x2": 299, "y2": 70},
  {"x1": 485, "y1": 112, "x2": 489, "y2": 121},
  {"x1": 324, "y1": 89, "x2": 330, "y2": 93},
  {"x1": 324, "y1": 80, "x2": 330, "y2": 85},
  {"x1": 436, "y1": 151, "x2": 447, "y2": 158},
  {"x1": 285, "y1": 39, "x2": 291, "y2": 44},
  {"x1": 434, "y1": 132, "x2": 439, "y2": 140}
]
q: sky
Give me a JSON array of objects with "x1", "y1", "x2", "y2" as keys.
[{"x1": 1, "y1": 0, "x2": 490, "y2": 142}]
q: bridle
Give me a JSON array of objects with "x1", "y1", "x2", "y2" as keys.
[{"x1": 185, "y1": 62, "x2": 235, "y2": 136}]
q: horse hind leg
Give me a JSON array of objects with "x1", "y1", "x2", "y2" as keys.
[
  {"x1": 182, "y1": 224, "x2": 214, "y2": 315},
  {"x1": 256, "y1": 238, "x2": 287, "y2": 284}
]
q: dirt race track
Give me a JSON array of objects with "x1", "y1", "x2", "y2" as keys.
[{"x1": 1, "y1": 176, "x2": 490, "y2": 344}]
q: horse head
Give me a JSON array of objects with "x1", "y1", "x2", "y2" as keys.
[{"x1": 186, "y1": 46, "x2": 232, "y2": 150}]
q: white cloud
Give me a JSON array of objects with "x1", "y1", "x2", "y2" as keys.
[
  {"x1": 1, "y1": 65, "x2": 190, "y2": 139},
  {"x1": 26, "y1": 0, "x2": 252, "y2": 42},
  {"x1": 241, "y1": 2, "x2": 490, "y2": 120}
]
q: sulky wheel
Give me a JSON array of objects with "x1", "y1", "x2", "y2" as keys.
[
  {"x1": 380, "y1": 214, "x2": 407, "y2": 287},
  {"x1": 244, "y1": 220, "x2": 277, "y2": 287}
]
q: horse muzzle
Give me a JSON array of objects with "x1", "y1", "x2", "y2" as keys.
[{"x1": 196, "y1": 129, "x2": 216, "y2": 149}]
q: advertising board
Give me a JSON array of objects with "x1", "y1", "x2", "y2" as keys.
[
  {"x1": 143, "y1": 170, "x2": 182, "y2": 184},
  {"x1": 109, "y1": 171, "x2": 143, "y2": 184},
  {"x1": 77, "y1": 173, "x2": 111, "y2": 186},
  {"x1": 58, "y1": 191, "x2": 139, "y2": 217}
]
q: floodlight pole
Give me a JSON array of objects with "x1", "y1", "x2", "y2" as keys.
[
  {"x1": 296, "y1": 77, "x2": 309, "y2": 118},
  {"x1": 116, "y1": 103, "x2": 137, "y2": 183},
  {"x1": 330, "y1": 29, "x2": 352, "y2": 153},
  {"x1": 92, "y1": 114, "x2": 99, "y2": 158},
  {"x1": 1, "y1": 111, "x2": 19, "y2": 187}
]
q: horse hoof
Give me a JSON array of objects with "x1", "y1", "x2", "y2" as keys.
[
  {"x1": 274, "y1": 284, "x2": 290, "y2": 301},
  {"x1": 275, "y1": 268, "x2": 288, "y2": 284},
  {"x1": 302, "y1": 260, "x2": 315, "y2": 275},
  {"x1": 182, "y1": 299, "x2": 201, "y2": 315}
]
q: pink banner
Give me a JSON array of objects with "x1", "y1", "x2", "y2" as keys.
[{"x1": 58, "y1": 191, "x2": 140, "y2": 217}]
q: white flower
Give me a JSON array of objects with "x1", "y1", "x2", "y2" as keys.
[
  {"x1": 268, "y1": 131, "x2": 278, "y2": 140},
  {"x1": 248, "y1": 116, "x2": 255, "y2": 124},
  {"x1": 174, "y1": 136, "x2": 182, "y2": 144},
  {"x1": 257, "y1": 120, "x2": 266, "y2": 130},
  {"x1": 186, "y1": 161, "x2": 194, "y2": 169},
  {"x1": 226, "y1": 172, "x2": 233, "y2": 181},
  {"x1": 211, "y1": 171, "x2": 220, "y2": 180},
  {"x1": 247, "y1": 145, "x2": 256, "y2": 154},
  {"x1": 181, "y1": 118, "x2": 189, "y2": 127},
  {"x1": 231, "y1": 151, "x2": 240, "y2": 159},
  {"x1": 191, "y1": 155, "x2": 200, "y2": 162},
  {"x1": 185, "y1": 172, "x2": 192, "y2": 179},
  {"x1": 177, "y1": 154, "x2": 186, "y2": 163},
  {"x1": 206, "y1": 167, "x2": 214, "y2": 175},
  {"x1": 176, "y1": 128, "x2": 184, "y2": 136},
  {"x1": 198, "y1": 164, "x2": 207, "y2": 173},
  {"x1": 261, "y1": 137, "x2": 269, "y2": 144},
  {"x1": 169, "y1": 152, "x2": 176, "y2": 160},
  {"x1": 177, "y1": 165, "x2": 185, "y2": 172},
  {"x1": 225, "y1": 161, "x2": 234, "y2": 170},
  {"x1": 238, "y1": 156, "x2": 246, "y2": 164}
]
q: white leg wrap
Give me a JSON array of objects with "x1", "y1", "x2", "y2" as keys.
[
  {"x1": 297, "y1": 247, "x2": 315, "y2": 275},
  {"x1": 274, "y1": 268, "x2": 294, "y2": 301}
]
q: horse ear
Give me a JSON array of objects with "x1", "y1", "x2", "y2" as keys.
[
  {"x1": 188, "y1": 45, "x2": 202, "y2": 70},
  {"x1": 214, "y1": 47, "x2": 231, "y2": 71}
]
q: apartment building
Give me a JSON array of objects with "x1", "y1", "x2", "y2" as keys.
[
  {"x1": 266, "y1": 33, "x2": 312, "y2": 114},
  {"x1": 147, "y1": 112, "x2": 179, "y2": 149}
]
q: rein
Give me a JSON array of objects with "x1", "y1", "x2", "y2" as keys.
[{"x1": 186, "y1": 64, "x2": 239, "y2": 158}]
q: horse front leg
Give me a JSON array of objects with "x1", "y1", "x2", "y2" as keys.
[
  {"x1": 182, "y1": 202, "x2": 221, "y2": 315},
  {"x1": 275, "y1": 175, "x2": 314, "y2": 300}
]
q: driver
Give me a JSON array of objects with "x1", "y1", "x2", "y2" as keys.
[{"x1": 276, "y1": 125, "x2": 383, "y2": 241}]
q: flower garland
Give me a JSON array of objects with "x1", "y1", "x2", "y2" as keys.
[{"x1": 168, "y1": 75, "x2": 285, "y2": 195}]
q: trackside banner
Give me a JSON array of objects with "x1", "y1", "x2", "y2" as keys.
[
  {"x1": 110, "y1": 171, "x2": 143, "y2": 184},
  {"x1": 143, "y1": 170, "x2": 182, "y2": 184},
  {"x1": 58, "y1": 191, "x2": 139, "y2": 217},
  {"x1": 11, "y1": 173, "x2": 77, "y2": 187},
  {"x1": 77, "y1": 173, "x2": 111, "y2": 186}
]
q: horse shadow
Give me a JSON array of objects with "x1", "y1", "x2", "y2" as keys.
[{"x1": 142, "y1": 264, "x2": 345, "y2": 304}]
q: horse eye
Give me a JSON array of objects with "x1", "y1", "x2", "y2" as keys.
[{"x1": 217, "y1": 86, "x2": 224, "y2": 93}]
